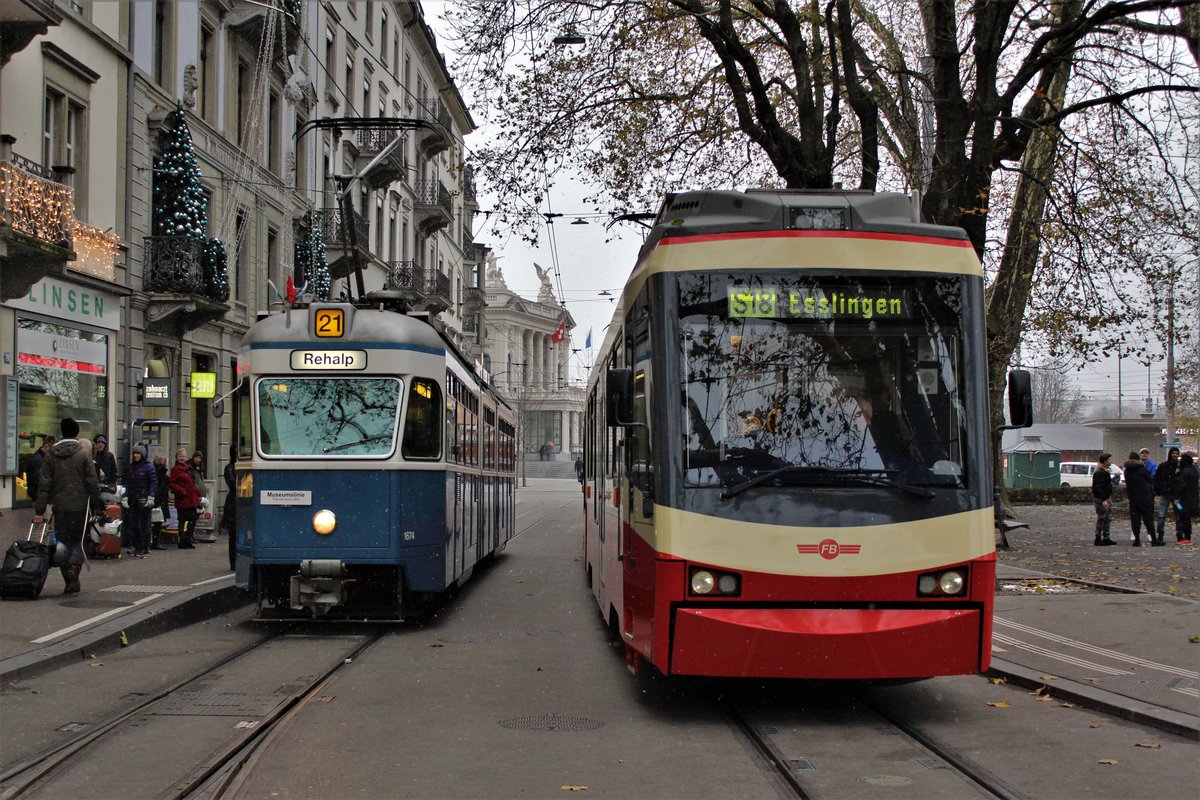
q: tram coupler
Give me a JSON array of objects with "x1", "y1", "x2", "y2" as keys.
[{"x1": 291, "y1": 559, "x2": 347, "y2": 616}]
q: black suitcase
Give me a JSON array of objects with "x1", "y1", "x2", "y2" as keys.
[{"x1": 0, "y1": 522, "x2": 52, "y2": 600}]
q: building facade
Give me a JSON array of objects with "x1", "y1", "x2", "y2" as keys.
[
  {"x1": 480, "y1": 254, "x2": 583, "y2": 463},
  {"x1": 0, "y1": 0, "x2": 488, "y2": 534}
]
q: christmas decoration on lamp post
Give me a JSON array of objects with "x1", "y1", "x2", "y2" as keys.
[{"x1": 294, "y1": 212, "x2": 330, "y2": 302}]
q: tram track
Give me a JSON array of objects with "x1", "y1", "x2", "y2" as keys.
[
  {"x1": 726, "y1": 689, "x2": 1028, "y2": 800},
  {"x1": 0, "y1": 629, "x2": 386, "y2": 800}
]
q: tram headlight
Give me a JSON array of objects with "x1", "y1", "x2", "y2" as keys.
[
  {"x1": 312, "y1": 509, "x2": 337, "y2": 535},
  {"x1": 917, "y1": 567, "x2": 967, "y2": 597},
  {"x1": 938, "y1": 570, "x2": 965, "y2": 595},
  {"x1": 688, "y1": 568, "x2": 741, "y2": 597}
]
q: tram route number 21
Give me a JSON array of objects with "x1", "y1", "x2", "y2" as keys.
[{"x1": 315, "y1": 308, "x2": 345, "y2": 338}]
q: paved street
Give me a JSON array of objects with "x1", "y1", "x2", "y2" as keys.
[
  {"x1": 1001, "y1": 504, "x2": 1199, "y2": 600},
  {"x1": 2, "y1": 483, "x2": 1196, "y2": 799}
]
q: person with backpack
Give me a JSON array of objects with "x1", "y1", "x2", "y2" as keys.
[
  {"x1": 1153, "y1": 447, "x2": 1182, "y2": 545},
  {"x1": 1173, "y1": 453, "x2": 1198, "y2": 545},
  {"x1": 1123, "y1": 451, "x2": 1155, "y2": 546},
  {"x1": 32, "y1": 418, "x2": 105, "y2": 594}
]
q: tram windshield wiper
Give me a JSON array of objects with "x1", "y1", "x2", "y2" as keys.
[
  {"x1": 719, "y1": 466, "x2": 936, "y2": 501},
  {"x1": 323, "y1": 434, "x2": 392, "y2": 454}
]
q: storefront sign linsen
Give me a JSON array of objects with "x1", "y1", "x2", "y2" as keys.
[{"x1": 8, "y1": 276, "x2": 121, "y2": 330}]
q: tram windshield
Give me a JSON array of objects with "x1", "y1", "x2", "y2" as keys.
[
  {"x1": 257, "y1": 377, "x2": 401, "y2": 457},
  {"x1": 679, "y1": 272, "x2": 970, "y2": 489}
]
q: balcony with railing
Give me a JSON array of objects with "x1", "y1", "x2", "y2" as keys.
[
  {"x1": 412, "y1": 179, "x2": 453, "y2": 236},
  {"x1": 462, "y1": 164, "x2": 478, "y2": 206},
  {"x1": 424, "y1": 270, "x2": 452, "y2": 314},
  {"x1": 384, "y1": 260, "x2": 425, "y2": 294},
  {"x1": 141, "y1": 235, "x2": 228, "y2": 332},
  {"x1": 414, "y1": 98, "x2": 452, "y2": 157},
  {"x1": 356, "y1": 128, "x2": 408, "y2": 189},
  {"x1": 1, "y1": 137, "x2": 75, "y2": 301},
  {"x1": 312, "y1": 207, "x2": 370, "y2": 278}
]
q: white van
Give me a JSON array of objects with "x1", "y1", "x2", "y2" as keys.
[{"x1": 1059, "y1": 462, "x2": 1123, "y2": 488}]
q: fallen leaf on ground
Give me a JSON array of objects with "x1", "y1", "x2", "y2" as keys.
[
  {"x1": 987, "y1": 701, "x2": 1010, "y2": 708},
  {"x1": 1098, "y1": 759, "x2": 1119, "y2": 765},
  {"x1": 1036, "y1": 695, "x2": 1054, "y2": 702},
  {"x1": 988, "y1": 677, "x2": 1007, "y2": 685},
  {"x1": 1061, "y1": 702, "x2": 1076, "y2": 708},
  {"x1": 1090, "y1": 723, "x2": 1103, "y2": 728},
  {"x1": 1135, "y1": 743, "x2": 1161, "y2": 749},
  {"x1": 561, "y1": 786, "x2": 589, "y2": 792}
]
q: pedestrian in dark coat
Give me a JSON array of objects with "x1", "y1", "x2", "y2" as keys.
[
  {"x1": 1091, "y1": 453, "x2": 1115, "y2": 546},
  {"x1": 92, "y1": 433, "x2": 119, "y2": 495},
  {"x1": 1173, "y1": 454, "x2": 1198, "y2": 544},
  {"x1": 27, "y1": 435, "x2": 56, "y2": 503},
  {"x1": 1154, "y1": 447, "x2": 1182, "y2": 544},
  {"x1": 152, "y1": 454, "x2": 170, "y2": 549},
  {"x1": 125, "y1": 444, "x2": 158, "y2": 558},
  {"x1": 170, "y1": 448, "x2": 202, "y2": 548},
  {"x1": 222, "y1": 445, "x2": 237, "y2": 571},
  {"x1": 33, "y1": 418, "x2": 105, "y2": 594},
  {"x1": 1123, "y1": 452, "x2": 1155, "y2": 546}
]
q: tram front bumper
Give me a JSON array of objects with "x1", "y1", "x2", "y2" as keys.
[
  {"x1": 290, "y1": 559, "x2": 347, "y2": 616},
  {"x1": 670, "y1": 606, "x2": 984, "y2": 679}
]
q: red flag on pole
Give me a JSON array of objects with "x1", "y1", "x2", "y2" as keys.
[{"x1": 551, "y1": 319, "x2": 566, "y2": 343}]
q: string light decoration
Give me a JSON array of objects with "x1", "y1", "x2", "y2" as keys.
[
  {"x1": 202, "y1": 237, "x2": 230, "y2": 302},
  {"x1": 71, "y1": 222, "x2": 121, "y2": 280},
  {"x1": 0, "y1": 160, "x2": 75, "y2": 244},
  {"x1": 294, "y1": 213, "x2": 330, "y2": 302},
  {"x1": 152, "y1": 106, "x2": 208, "y2": 243}
]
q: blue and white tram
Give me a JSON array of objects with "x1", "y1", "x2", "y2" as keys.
[{"x1": 229, "y1": 297, "x2": 517, "y2": 619}]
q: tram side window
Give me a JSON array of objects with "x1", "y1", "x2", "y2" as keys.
[
  {"x1": 402, "y1": 378, "x2": 442, "y2": 459},
  {"x1": 236, "y1": 377, "x2": 252, "y2": 459}
]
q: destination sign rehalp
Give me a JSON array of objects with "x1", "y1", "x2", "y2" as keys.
[{"x1": 290, "y1": 350, "x2": 367, "y2": 370}]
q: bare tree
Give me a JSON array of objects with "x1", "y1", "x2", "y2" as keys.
[
  {"x1": 446, "y1": 0, "x2": 1198, "y2": 439},
  {"x1": 1029, "y1": 365, "x2": 1088, "y2": 423}
]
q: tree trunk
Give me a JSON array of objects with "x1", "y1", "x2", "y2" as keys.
[{"x1": 985, "y1": 0, "x2": 1080, "y2": 512}]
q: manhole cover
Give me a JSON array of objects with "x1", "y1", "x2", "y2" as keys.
[
  {"x1": 437, "y1": 634, "x2": 494, "y2": 645},
  {"x1": 102, "y1": 585, "x2": 187, "y2": 593},
  {"x1": 154, "y1": 691, "x2": 284, "y2": 717},
  {"x1": 59, "y1": 599, "x2": 131, "y2": 609},
  {"x1": 498, "y1": 714, "x2": 604, "y2": 731},
  {"x1": 1095, "y1": 674, "x2": 1194, "y2": 692},
  {"x1": 860, "y1": 775, "x2": 913, "y2": 786}
]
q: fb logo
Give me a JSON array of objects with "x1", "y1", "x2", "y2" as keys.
[{"x1": 796, "y1": 539, "x2": 862, "y2": 560}]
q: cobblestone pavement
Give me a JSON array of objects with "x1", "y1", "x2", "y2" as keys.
[{"x1": 999, "y1": 504, "x2": 1199, "y2": 600}]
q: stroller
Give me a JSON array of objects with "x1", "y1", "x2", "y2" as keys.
[{"x1": 85, "y1": 488, "x2": 124, "y2": 559}]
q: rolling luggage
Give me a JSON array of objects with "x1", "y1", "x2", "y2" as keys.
[{"x1": 0, "y1": 522, "x2": 52, "y2": 600}]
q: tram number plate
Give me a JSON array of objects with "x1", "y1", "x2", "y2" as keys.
[{"x1": 315, "y1": 308, "x2": 345, "y2": 338}]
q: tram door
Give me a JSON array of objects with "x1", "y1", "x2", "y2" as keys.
[{"x1": 616, "y1": 297, "x2": 656, "y2": 655}]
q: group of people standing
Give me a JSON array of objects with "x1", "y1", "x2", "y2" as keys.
[
  {"x1": 30, "y1": 416, "x2": 211, "y2": 594},
  {"x1": 1092, "y1": 447, "x2": 1198, "y2": 546}
]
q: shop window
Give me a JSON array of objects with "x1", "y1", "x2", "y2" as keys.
[{"x1": 15, "y1": 318, "x2": 109, "y2": 505}]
